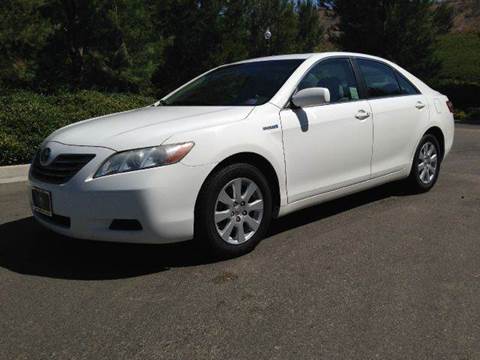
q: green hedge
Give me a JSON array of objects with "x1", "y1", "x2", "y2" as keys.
[
  {"x1": 436, "y1": 33, "x2": 480, "y2": 83},
  {"x1": 0, "y1": 91, "x2": 154, "y2": 166},
  {"x1": 431, "y1": 79, "x2": 480, "y2": 110},
  {"x1": 1, "y1": 82, "x2": 478, "y2": 167},
  {"x1": 432, "y1": 32, "x2": 480, "y2": 119}
]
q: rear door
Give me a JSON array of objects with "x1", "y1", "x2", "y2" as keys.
[{"x1": 355, "y1": 58, "x2": 429, "y2": 177}]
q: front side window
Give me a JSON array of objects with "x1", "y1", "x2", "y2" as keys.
[
  {"x1": 357, "y1": 59, "x2": 402, "y2": 98},
  {"x1": 162, "y1": 60, "x2": 304, "y2": 106},
  {"x1": 297, "y1": 58, "x2": 360, "y2": 103}
]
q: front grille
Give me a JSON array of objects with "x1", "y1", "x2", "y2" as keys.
[{"x1": 31, "y1": 153, "x2": 96, "y2": 184}]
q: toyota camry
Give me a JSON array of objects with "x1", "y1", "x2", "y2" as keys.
[{"x1": 29, "y1": 52, "x2": 455, "y2": 257}]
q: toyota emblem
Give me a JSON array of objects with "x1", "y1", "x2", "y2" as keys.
[{"x1": 39, "y1": 147, "x2": 52, "y2": 166}]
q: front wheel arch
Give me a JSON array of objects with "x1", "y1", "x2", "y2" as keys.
[
  {"x1": 194, "y1": 161, "x2": 274, "y2": 257},
  {"x1": 194, "y1": 152, "x2": 281, "y2": 221}
]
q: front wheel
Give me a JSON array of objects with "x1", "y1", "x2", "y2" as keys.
[
  {"x1": 407, "y1": 134, "x2": 441, "y2": 192},
  {"x1": 195, "y1": 163, "x2": 273, "y2": 258}
]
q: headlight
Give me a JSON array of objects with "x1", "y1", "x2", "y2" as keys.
[{"x1": 94, "y1": 142, "x2": 194, "y2": 178}]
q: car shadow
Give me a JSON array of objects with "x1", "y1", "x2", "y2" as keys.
[
  {"x1": 268, "y1": 181, "x2": 413, "y2": 236},
  {"x1": 0, "y1": 181, "x2": 414, "y2": 280},
  {"x1": 0, "y1": 219, "x2": 214, "y2": 280},
  {"x1": 293, "y1": 108, "x2": 309, "y2": 132}
]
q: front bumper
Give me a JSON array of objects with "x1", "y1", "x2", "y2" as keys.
[{"x1": 29, "y1": 142, "x2": 215, "y2": 244}]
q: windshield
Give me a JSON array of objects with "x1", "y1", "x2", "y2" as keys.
[{"x1": 161, "y1": 60, "x2": 304, "y2": 106}]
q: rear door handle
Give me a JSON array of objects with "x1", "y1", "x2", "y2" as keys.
[
  {"x1": 416, "y1": 101, "x2": 426, "y2": 110},
  {"x1": 355, "y1": 110, "x2": 370, "y2": 120}
]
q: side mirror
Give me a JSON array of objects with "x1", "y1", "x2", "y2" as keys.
[{"x1": 291, "y1": 87, "x2": 331, "y2": 108}]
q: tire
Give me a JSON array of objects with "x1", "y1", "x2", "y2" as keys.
[
  {"x1": 195, "y1": 163, "x2": 273, "y2": 258},
  {"x1": 407, "y1": 134, "x2": 442, "y2": 193}
]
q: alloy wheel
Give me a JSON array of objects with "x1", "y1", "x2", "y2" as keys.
[
  {"x1": 417, "y1": 141, "x2": 438, "y2": 184},
  {"x1": 214, "y1": 177, "x2": 264, "y2": 245}
]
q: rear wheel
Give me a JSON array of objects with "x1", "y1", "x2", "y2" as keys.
[
  {"x1": 407, "y1": 134, "x2": 441, "y2": 192},
  {"x1": 195, "y1": 163, "x2": 273, "y2": 258}
]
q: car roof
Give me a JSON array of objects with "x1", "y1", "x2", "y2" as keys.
[{"x1": 233, "y1": 52, "x2": 389, "y2": 64}]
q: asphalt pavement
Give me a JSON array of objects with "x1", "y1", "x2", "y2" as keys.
[{"x1": 1, "y1": 124, "x2": 479, "y2": 359}]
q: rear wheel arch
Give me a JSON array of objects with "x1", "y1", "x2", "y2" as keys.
[
  {"x1": 424, "y1": 126, "x2": 445, "y2": 161},
  {"x1": 407, "y1": 132, "x2": 441, "y2": 192}
]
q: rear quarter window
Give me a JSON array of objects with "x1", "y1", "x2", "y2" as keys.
[{"x1": 395, "y1": 71, "x2": 421, "y2": 95}]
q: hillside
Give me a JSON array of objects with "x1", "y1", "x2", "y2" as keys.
[
  {"x1": 316, "y1": 1, "x2": 480, "y2": 116},
  {"x1": 443, "y1": 0, "x2": 480, "y2": 33},
  {"x1": 319, "y1": 1, "x2": 479, "y2": 36}
]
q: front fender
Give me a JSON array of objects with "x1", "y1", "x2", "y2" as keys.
[{"x1": 166, "y1": 104, "x2": 288, "y2": 206}]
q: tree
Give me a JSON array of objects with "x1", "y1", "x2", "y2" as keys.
[
  {"x1": 35, "y1": 0, "x2": 167, "y2": 92},
  {"x1": 0, "y1": 0, "x2": 326, "y2": 94},
  {"x1": 152, "y1": 0, "x2": 324, "y2": 95},
  {"x1": 468, "y1": 0, "x2": 480, "y2": 15},
  {"x1": 327, "y1": 0, "x2": 453, "y2": 79},
  {"x1": 246, "y1": 0, "x2": 299, "y2": 57},
  {"x1": 296, "y1": 0, "x2": 324, "y2": 52},
  {"x1": 151, "y1": 0, "x2": 238, "y2": 95},
  {"x1": 0, "y1": 0, "x2": 52, "y2": 90},
  {"x1": 433, "y1": 1, "x2": 454, "y2": 34}
]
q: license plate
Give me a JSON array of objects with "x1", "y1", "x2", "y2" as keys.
[{"x1": 32, "y1": 187, "x2": 52, "y2": 217}]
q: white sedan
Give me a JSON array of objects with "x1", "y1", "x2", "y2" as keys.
[{"x1": 29, "y1": 52, "x2": 455, "y2": 257}]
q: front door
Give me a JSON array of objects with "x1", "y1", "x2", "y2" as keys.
[{"x1": 280, "y1": 58, "x2": 373, "y2": 203}]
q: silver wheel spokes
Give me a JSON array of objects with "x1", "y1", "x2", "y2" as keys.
[
  {"x1": 418, "y1": 142, "x2": 438, "y2": 184},
  {"x1": 214, "y1": 178, "x2": 264, "y2": 245}
]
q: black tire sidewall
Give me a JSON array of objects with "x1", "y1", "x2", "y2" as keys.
[
  {"x1": 196, "y1": 163, "x2": 273, "y2": 258},
  {"x1": 410, "y1": 134, "x2": 441, "y2": 191}
]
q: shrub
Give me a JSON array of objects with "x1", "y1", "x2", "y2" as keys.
[
  {"x1": 465, "y1": 107, "x2": 480, "y2": 122},
  {"x1": 0, "y1": 91, "x2": 154, "y2": 166},
  {"x1": 430, "y1": 79, "x2": 480, "y2": 110},
  {"x1": 436, "y1": 33, "x2": 480, "y2": 83},
  {"x1": 431, "y1": 32, "x2": 480, "y2": 116}
]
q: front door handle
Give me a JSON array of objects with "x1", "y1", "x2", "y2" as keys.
[
  {"x1": 355, "y1": 110, "x2": 370, "y2": 120},
  {"x1": 416, "y1": 101, "x2": 426, "y2": 110}
]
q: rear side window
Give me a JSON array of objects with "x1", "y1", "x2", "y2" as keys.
[
  {"x1": 395, "y1": 72, "x2": 420, "y2": 95},
  {"x1": 297, "y1": 58, "x2": 360, "y2": 103},
  {"x1": 357, "y1": 59, "x2": 402, "y2": 98}
]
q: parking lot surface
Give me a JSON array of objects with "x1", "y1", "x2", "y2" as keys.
[{"x1": 1, "y1": 124, "x2": 479, "y2": 359}]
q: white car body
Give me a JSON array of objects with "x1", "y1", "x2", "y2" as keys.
[{"x1": 29, "y1": 52, "x2": 455, "y2": 244}]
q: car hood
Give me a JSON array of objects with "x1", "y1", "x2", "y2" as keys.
[{"x1": 47, "y1": 106, "x2": 255, "y2": 151}]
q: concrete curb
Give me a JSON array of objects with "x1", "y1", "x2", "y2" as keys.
[{"x1": 0, "y1": 164, "x2": 30, "y2": 184}]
